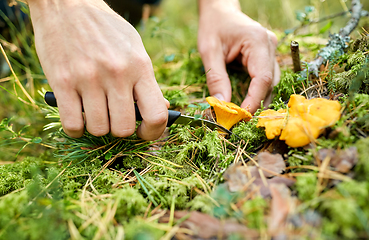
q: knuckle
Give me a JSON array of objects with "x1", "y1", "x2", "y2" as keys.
[
  {"x1": 133, "y1": 54, "x2": 152, "y2": 69},
  {"x1": 259, "y1": 71, "x2": 273, "y2": 87},
  {"x1": 254, "y1": 28, "x2": 269, "y2": 41},
  {"x1": 268, "y1": 32, "x2": 278, "y2": 46},
  {"x1": 198, "y1": 41, "x2": 217, "y2": 56},
  {"x1": 82, "y1": 68, "x2": 99, "y2": 83},
  {"x1": 53, "y1": 71, "x2": 73, "y2": 88},
  {"x1": 73, "y1": 66, "x2": 99, "y2": 86},
  {"x1": 149, "y1": 110, "x2": 168, "y2": 127},
  {"x1": 87, "y1": 125, "x2": 110, "y2": 137},
  {"x1": 206, "y1": 71, "x2": 225, "y2": 87},
  {"x1": 63, "y1": 120, "x2": 84, "y2": 137},
  {"x1": 106, "y1": 61, "x2": 125, "y2": 78},
  {"x1": 111, "y1": 127, "x2": 136, "y2": 138}
]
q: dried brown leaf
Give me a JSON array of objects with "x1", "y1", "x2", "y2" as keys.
[
  {"x1": 159, "y1": 211, "x2": 258, "y2": 239},
  {"x1": 317, "y1": 147, "x2": 358, "y2": 173},
  {"x1": 253, "y1": 152, "x2": 286, "y2": 178},
  {"x1": 224, "y1": 152, "x2": 295, "y2": 198},
  {"x1": 268, "y1": 184, "x2": 295, "y2": 237}
]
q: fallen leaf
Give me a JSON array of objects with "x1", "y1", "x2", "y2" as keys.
[
  {"x1": 253, "y1": 177, "x2": 295, "y2": 198},
  {"x1": 317, "y1": 147, "x2": 358, "y2": 173},
  {"x1": 268, "y1": 184, "x2": 295, "y2": 237},
  {"x1": 159, "y1": 211, "x2": 258, "y2": 239},
  {"x1": 251, "y1": 152, "x2": 286, "y2": 178},
  {"x1": 224, "y1": 152, "x2": 295, "y2": 198}
]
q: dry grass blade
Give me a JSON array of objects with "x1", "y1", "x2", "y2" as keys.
[
  {"x1": 140, "y1": 152, "x2": 183, "y2": 168},
  {"x1": 286, "y1": 165, "x2": 352, "y2": 181},
  {"x1": 0, "y1": 42, "x2": 36, "y2": 107},
  {"x1": 135, "y1": 153, "x2": 176, "y2": 172},
  {"x1": 68, "y1": 219, "x2": 83, "y2": 240}
]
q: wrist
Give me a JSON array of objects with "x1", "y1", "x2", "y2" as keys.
[
  {"x1": 198, "y1": 0, "x2": 241, "y2": 14},
  {"x1": 28, "y1": 0, "x2": 115, "y2": 22}
]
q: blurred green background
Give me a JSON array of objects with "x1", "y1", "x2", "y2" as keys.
[{"x1": 141, "y1": 0, "x2": 368, "y2": 66}]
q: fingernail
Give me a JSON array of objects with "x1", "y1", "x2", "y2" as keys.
[{"x1": 213, "y1": 93, "x2": 224, "y2": 101}]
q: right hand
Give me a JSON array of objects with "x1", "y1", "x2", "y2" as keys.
[{"x1": 28, "y1": 0, "x2": 168, "y2": 140}]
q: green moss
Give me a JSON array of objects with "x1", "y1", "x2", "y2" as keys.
[
  {"x1": 162, "y1": 89, "x2": 189, "y2": 108},
  {"x1": 230, "y1": 119, "x2": 268, "y2": 152},
  {"x1": 242, "y1": 197, "x2": 267, "y2": 229},
  {"x1": 295, "y1": 173, "x2": 317, "y2": 201},
  {"x1": 355, "y1": 137, "x2": 369, "y2": 181},
  {"x1": 123, "y1": 219, "x2": 165, "y2": 240},
  {"x1": 320, "y1": 181, "x2": 369, "y2": 238},
  {"x1": 114, "y1": 187, "x2": 149, "y2": 222},
  {"x1": 286, "y1": 148, "x2": 314, "y2": 167},
  {"x1": 272, "y1": 71, "x2": 301, "y2": 103},
  {"x1": 186, "y1": 194, "x2": 214, "y2": 214}
]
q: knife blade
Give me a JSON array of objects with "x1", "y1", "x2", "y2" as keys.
[{"x1": 44, "y1": 92, "x2": 233, "y2": 136}]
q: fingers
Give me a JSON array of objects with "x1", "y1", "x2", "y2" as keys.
[
  {"x1": 199, "y1": 40, "x2": 232, "y2": 102},
  {"x1": 107, "y1": 87, "x2": 136, "y2": 138},
  {"x1": 81, "y1": 88, "x2": 110, "y2": 137},
  {"x1": 54, "y1": 89, "x2": 85, "y2": 138},
  {"x1": 240, "y1": 30, "x2": 277, "y2": 113},
  {"x1": 134, "y1": 76, "x2": 168, "y2": 141},
  {"x1": 263, "y1": 60, "x2": 282, "y2": 108}
]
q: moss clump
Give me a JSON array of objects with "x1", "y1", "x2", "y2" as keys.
[
  {"x1": 354, "y1": 137, "x2": 369, "y2": 181},
  {"x1": 272, "y1": 71, "x2": 301, "y2": 103},
  {"x1": 162, "y1": 89, "x2": 189, "y2": 108},
  {"x1": 241, "y1": 196, "x2": 267, "y2": 229},
  {"x1": 295, "y1": 173, "x2": 317, "y2": 201},
  {"x1": 231, "y1": 119, "x2": 268, "y2": 152},
  {"x1": 320, "y1": 181, "x2": 369, "y2": 238},
  {"x1": 113, "y1": 187, "x2": 149, "y2": 222},
  {"x1": 329, "y1": 35, "x2": 369, "y2": 95}
]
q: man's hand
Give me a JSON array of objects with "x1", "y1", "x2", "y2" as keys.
[
  {"x1": 198, "y1": 0, "x2": 280, "y2": 113},
  {"x1": 28, "y1": 0, "x2": 168, "y2": 140}
]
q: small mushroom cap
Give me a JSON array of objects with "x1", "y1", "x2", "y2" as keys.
[{"x1": 206, "y1": 96, "x2": 252, "y2": 130}]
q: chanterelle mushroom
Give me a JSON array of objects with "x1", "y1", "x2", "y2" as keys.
[
  {"x1": 257, "y1": 95, "x2": 341, "y2": 147},
  {"x1": 206, "y1": 97, "x2": 252, "y2": 130},
  {"x1": 256, "y1": 109, "x2": 287, "y2": 139}
]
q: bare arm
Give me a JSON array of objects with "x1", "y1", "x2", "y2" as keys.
[{"x1": 27, "y1": 0, "x2": 168, "y2": 140}]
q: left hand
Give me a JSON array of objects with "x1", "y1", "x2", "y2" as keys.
[{"x1": 197, "y1": 0, "x2": 280, "y2": 113}]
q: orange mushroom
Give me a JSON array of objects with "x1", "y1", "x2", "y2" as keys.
[
  {"x1": 256, "y1": 109, "x2": 287, "y2": 139},
  {"x1": 206, "y1": 96, "x2": 252, "y2": 130},
  {"x1": 257, "y1": 95, "x2": 341, "y2": 147}
]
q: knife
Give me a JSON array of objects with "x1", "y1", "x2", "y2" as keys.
[{"x1": 44, "y1": 92, "x2": 233, "y2": 136}]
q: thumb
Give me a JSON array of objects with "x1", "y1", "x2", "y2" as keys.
[{"x1": 200, "y1": 44, "x2": 232, "y2": 102}]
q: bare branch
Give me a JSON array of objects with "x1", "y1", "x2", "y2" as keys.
[{"x1": 307, "y1": 0, "x2": 365, "y2": 77}]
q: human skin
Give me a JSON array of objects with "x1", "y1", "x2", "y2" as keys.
[
  {"x1": 198, "y1": 0, "x2": 280, "y2": 113},
  {"x1": 27, "y1": 0, "x2": 169, "y2": 140},
  {"x1": 26, "y1": 0, "x2": 279, "y2": 139}
]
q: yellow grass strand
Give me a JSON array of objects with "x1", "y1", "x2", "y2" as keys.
[
  {"x1": 0, "y1": 42, "x2": 36, "y2": 107},
  {"x1": 140, "y1": 152, "x2": 183, "y2": 168},
  {"x1": 136, "y1": 153, "x2": 176, "y2": 172}
]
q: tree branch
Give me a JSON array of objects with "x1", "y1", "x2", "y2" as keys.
[{"x1": 307, "y1": 0, "x2": 365, "y2": 77}]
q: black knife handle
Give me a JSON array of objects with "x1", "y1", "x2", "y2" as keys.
[{"x1": 44, "y1": 92, "x2": 181, "y2": 127}]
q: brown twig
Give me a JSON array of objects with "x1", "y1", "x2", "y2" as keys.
[{"x1": 290, "y1": 41, "x2": 302, "y2": 73}]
